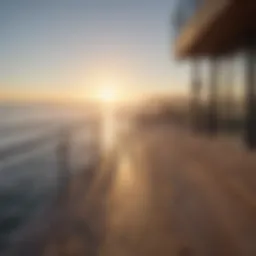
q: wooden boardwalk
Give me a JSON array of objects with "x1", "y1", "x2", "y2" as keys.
[{"x1": 42, "y1": 124, "x2": 256, "y2": 256}]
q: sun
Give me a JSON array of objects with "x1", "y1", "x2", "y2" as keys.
[
  {"x1": 90, "y1": 82, "x2": 123, "y2": 104},
  {"x1": 97, "y1": 87, "x2": 117, "y2": 103}
]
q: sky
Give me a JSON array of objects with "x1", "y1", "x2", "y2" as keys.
[
  {"x1": 1, "y1": 0, "x2": 246, "y2": 103},
  {"x1": 1, "y1": 0, "x2": 191, "y2": 101}
]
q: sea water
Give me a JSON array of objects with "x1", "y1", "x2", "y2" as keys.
[{"x1": 0, "y1": 102, "x2": 93, "y2": 252}]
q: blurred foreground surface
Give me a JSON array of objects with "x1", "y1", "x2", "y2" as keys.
[{"x1": 39, "y1": 113, "x2": 256, "y2": 256}]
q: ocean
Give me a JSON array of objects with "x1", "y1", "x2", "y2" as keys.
[{"x1": 0, "y1": 103, "x2": 96, "y2": 253}]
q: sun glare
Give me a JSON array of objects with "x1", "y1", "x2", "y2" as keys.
[{"x1": 98, "y1": 87, "x2": 117, "y2": 103}]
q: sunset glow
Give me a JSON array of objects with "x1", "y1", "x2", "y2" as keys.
[{"x1": 96, "y1": 87, "x2": 118, "y2": 103}]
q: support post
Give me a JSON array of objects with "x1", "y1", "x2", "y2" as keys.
[
  {"x1": 245, "y1": 40, "x2": 256, "y2": 149},
  {"x1": 208, "y1": 59, "x2": 218, "y2": 135},
  {"x1": 225, "y1": 58, "x2": 235, "y2": 132},
  {"x1": 190, "y1": 60, "x2": 201, "y2": 131}
]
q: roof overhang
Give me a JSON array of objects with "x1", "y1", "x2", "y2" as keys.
[{"x1": 174, "y1": 0, "x2": 256, "y2": 59}]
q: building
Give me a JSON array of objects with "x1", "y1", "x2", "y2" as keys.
[{"x1": 173, "y1": 0, "x2": 256, "y2": 149}]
